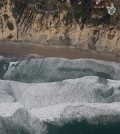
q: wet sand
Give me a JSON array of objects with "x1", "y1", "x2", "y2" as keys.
[{"x1": 0, "y1": 40, "x2": 120, "y2": 62}]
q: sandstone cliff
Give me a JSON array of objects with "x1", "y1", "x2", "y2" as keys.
[{"x1": 0, "y1": 0, "x2": 120, "y2": 56}]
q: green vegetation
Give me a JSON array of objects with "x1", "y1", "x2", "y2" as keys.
[
  {"x1": 10, "y1": 0, "x2": 119, "y2": 27},
  {"x1": 0, "y1": 3, "x2": 3, "y2": 9},
  {"x1": 7, "y1": 21, "x2": 14, "y2": 31},
  {"x1": 3, "y1": 14, "x2": 9, "y2": 20},
  {"x1": 24, "y1": 0, "x2": 48, "y2": 3}
]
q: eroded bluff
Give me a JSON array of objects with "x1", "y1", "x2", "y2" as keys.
[{"x1": 0, "y1": 0, "x2": 120, "y2": 55}]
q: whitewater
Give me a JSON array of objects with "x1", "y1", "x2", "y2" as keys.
[{"x1": 0, "y1": 55, "x2": 120, "y2": 134}]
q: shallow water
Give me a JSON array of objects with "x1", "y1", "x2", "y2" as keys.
[{"x1": 2, "y1": 57, "x2": 120, "y2": 83}]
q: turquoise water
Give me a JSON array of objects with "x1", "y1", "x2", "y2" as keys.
[
  {"x1": 47, "y1": 121, "x2": 120, "y2": 134},
  {"x1": 0, "y1": 60, "x2": 9, "y2": 79},
  {"x1": 2, "y1": 57, "x2": 119, "y2": 83}
]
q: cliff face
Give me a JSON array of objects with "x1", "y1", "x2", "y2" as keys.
[{"x1": 0, "y1": 0, "x2": 120, "y2": 56}]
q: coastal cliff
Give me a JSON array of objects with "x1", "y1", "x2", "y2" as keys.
[{"x1": 0, "y1": 0, "x2": 120, "y2": 56}]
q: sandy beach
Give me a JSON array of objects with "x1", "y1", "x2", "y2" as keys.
[{"x1": 0, "y1": 40, "x2": 120, "y2": 62}]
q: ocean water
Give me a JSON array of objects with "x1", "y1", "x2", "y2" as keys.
[
  {"x1": 0, "y1": 55, "x2": 120, "y2": 134},
  {"x1": 3, "y1": 57, "x2": 120, "y2": 82}
]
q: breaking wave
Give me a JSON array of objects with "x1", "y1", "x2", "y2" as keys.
[
  {"x1": 3, "y1": 57, "x2": 120, "y2": 83},
  {"x1": 0, "y1": 55, "x2": 120, "y2": 133}
]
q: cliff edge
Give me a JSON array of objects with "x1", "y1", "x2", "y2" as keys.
[{"x1": 0, "y1": 0, "x2": 120, "y2": 56}]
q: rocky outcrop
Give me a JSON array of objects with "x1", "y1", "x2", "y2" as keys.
[{"x1": 0, "y1": 0, "x2": 120, "y2": 55}]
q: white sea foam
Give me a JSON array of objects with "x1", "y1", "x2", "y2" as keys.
[
  {"x1": 1, "y1": 58, "x2": 120, "y2": 133},
  {"x1": 0, "y1": 76, "x2": 120, "y2": 109},
  {"x1": 0, "y1": 77, "x2": 120, "y2": 133}
]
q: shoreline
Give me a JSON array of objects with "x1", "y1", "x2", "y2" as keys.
[{"x1": 0, "y1": 40, "x2": 120, "y2": 63}]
